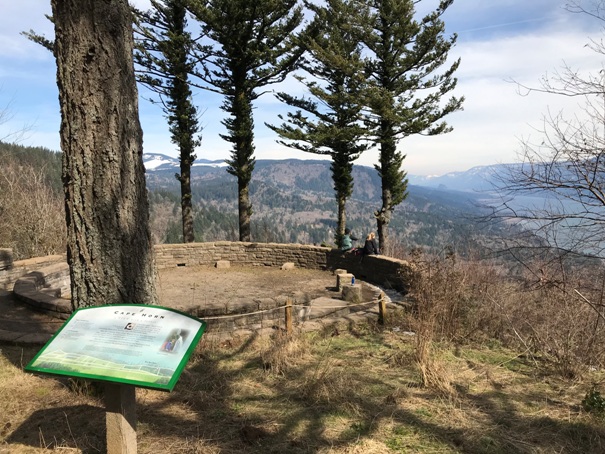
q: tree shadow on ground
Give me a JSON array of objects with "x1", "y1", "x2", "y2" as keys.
[
  {"x1": 6, "y1": 405, "x2": 105, "y2": 453},
  {"x1": 133, "y1": 328, "x2": 605, "y2": 453},
  {"x1": 3, "y1": 327, "x2": 605, "y2": 453}
]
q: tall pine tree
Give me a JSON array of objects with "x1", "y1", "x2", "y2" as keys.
[
  {"x1": 189, "y1": 0, "x2": 303, "y2": 241},
  {"x1": 134, "y1": 0, "x2": 202, "y2": 243},
  {"x1": 361, "y1": 0, "x2": 463, "y2": 254},
  {"x1": 268, "y1": 0, "x2": 369, "y2": 247}
]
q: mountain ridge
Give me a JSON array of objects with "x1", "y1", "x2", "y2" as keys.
[
  {"x1": 143, "y1": 152, "x2": 510, "y2": 251},
  {"x1": 143, "y1": 152, "x2": 510, "y2": 194}
]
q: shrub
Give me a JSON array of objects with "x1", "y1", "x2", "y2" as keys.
[{"x1": 582, "y1": 387, "x2": 605, "y2": 417}]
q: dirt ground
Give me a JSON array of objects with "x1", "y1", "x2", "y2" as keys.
[
  {"x1": 0, "y1": 265, "x2": 378, "y2": 343},
  {"x1": 156, "y1": 265, "x2": 343, "y2": 314}
]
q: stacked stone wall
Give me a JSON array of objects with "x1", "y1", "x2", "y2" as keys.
[
  {"x1": 325, "y1": 251, "x2": 415, "y2": 293},
  {"x1": 1, "y1": 244, "x2": 415, "y2": 294},
  {"x1": 154, "y1": 242, "x2": 330, "y2": 271},
  {"x1": 0, "y1": 253, "x2": 66, "y2": 291},
  {"x1": 156, "y1": 242, "x2": 415, "y2": 293},
  {"x1": 12, "y1": 262, "x2": 72, "y2": 319}
]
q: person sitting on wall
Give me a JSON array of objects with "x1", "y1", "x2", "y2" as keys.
[
  {"x1": 341, "y1": 228, "x2": 358, "y2": 251},
  {"x1": 363, "y1": 232, "x2": 380, "y2": 255}
]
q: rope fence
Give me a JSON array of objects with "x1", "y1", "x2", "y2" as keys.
[
  {"x1": 0, "y1": 293, "x2": 399, "y2": 334},
  {"x1": 200, "y1": 292, "x2": 391, "y2": 331},
  {"x1": 200, "y1": 298, "x2": 380, "y2": 320}
]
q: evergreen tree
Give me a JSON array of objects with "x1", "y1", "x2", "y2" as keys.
[
  {"x1": 188, "y1": 0, "x2": 303, "y2": 241},
  {"x1": 268, "y1": 0, "x2": 369, "y2": 248},
  {"x1": 134, "y1": 0, "x2": 202, "y2": 243},
  {"x1": 21, "y1": 17, "x2": 55, "y2": 54},
  {"x1": 361, "y1": 0, "x2": 463, "y2": 254}
]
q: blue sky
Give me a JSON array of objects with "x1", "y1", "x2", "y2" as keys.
[{"x1": 0, "y1": 0, "x2": 603, "y2": 175}]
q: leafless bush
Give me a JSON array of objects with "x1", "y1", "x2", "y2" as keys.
[
  {"x1": 401, "y1": 242, "x2": 605, "y2": 380},
  {"x1": 149, "y1": 199, "x2": 178, "y2": 244},
  {"x1": 490, "y1": 257, "x2": 605, "y2": 379},
  {"x1": 407, "y1": 248, "x2": 501, "y2": 343},
  {"x1": 0, "y1": 157, "x2": 66, "y2": 259},
  {"x1": 403, "y1": 248, "x2": 467, "y2": 391}
]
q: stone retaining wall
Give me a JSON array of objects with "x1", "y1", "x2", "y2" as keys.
[
  {"x1": 12, "y1": 262, "x2": 72, "y2": 319},
  {"x1": 0, "y1": 253, "x2": 66, "y2": 291},
  {"x1": 154, "y1": 242, "x2": 330, "y2": 270},
  {"x1": 326, "y1": 252, "x2": 416, "y2": 293},
  {"x1": 0, "y1": 248, "x2": 13, "y2": 272},
  {"x1": 3, "y1": 243, "x2": 415, "y2": 321},
  {"x1": 156, "y1": 242, "x2": 415, "y2": 292}
]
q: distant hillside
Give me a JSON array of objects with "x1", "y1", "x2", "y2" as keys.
[
  {"x1": 0, "y1": 141, "x2": 65, "y2": 259},
  {"x1": 407, "y1": 164, "x2": 515, "y2": 193},
  {"x1": 0, "y1": 142, "x2": 520, "y2": 257},
  {"x1": 0, "y1": 141, "x2": 62, "y2": 192},
  {"x1": 143, "y1": 153, "x2": 512, "y2": 195},
  {"x1": 143, "y1": 153, "x2": 512, "y2": 254}
]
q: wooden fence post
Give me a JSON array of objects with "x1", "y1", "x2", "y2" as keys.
[
  {"x1": 378, "y1": 292, "x2": 387, "y2": 325},
  {"x1": 285, "y1": 297, "x2": 293, "y2": 334}
]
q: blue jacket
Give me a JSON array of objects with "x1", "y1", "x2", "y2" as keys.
[{"x1": 341, "y1": 234, "x2": 355, "y2": 251}]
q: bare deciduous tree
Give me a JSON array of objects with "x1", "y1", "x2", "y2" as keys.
[
  {"x1": 493, "y1": 1, "x2": 605, "y2": 259},
  {"x1": 0, "y1": 98, "x2": 32, "y2": 143},
  {"x1": 0, "y1": 157, "x2": 66, "y2": 259}
]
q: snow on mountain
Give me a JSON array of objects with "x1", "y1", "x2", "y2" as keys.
[
  {"x1": 407, "y1": 164, "x2": 511, "y2": 193},
  {"x1": 193, "y1": 160, "x2": 228, "y2": 168},
  {"x1": 143, "y1": 153, "x2": 178, "y2": 170},
  {"x1": 143, "y1": 152, "x2": 515, "y2": 194},
  {"x1": 143, "y1": 153, "x2": 227, "y2": 170}
]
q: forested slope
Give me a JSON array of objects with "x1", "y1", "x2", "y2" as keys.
[{"x1": 0, "y1": 143, "x2": 510, "y2": 257}]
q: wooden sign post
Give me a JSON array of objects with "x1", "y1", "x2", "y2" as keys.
[
  {"x1": 25, "y1": 304, "x2": 207, "y2": 453},
  {"x1": 105, "y1": 384, "x2": 137, "y2": 454}
]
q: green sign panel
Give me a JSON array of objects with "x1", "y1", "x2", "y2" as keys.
[{"x1": 25, "y1": 304, "x2": 206, "y2": 392}]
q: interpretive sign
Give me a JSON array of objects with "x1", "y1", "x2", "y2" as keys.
[{"x1": 25, "y1": 304, "x2": 206, "y2": 392}]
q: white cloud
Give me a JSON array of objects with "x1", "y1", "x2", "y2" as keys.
[
  {"x1": 0, "y1": 1, "x2": 53, "y2": 60},
  {"x1": 396, "y1": 20, "x2": 605, "y2": 175},
  {"x1": 2, "y1": 0, "x2": 605, "y2": 177}
]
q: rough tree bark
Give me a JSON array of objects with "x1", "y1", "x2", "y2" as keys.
[
  {"x1": 52, "y1": 0, "x2": 158, "y2": 308},
  {"x1": 228, "y1": 86, "x2": 255, "y2": 242},
  {"x1": 337, "y1": 195, "x2": 347, "y2": 246}
]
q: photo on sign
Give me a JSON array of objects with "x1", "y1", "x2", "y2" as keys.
[{"x1": 160, "y1": 328, "x2": 190, "y2": 353}]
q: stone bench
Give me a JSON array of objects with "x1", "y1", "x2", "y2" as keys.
[
  {"x1": 0, "y1": 248, "x2": 13, "y2": 271},
  {"x1": 13, "y1": 262, "x2": 72, "y2": 319}
]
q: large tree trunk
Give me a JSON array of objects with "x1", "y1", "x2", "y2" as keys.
[
  {"x1": 228, "y1": 88, "x2": 255, "y2": 243},
  {"x1": 375, "y1": 192, "x2": 391, "y2": 256},
  {"x1": 375, "y1": 118, "x2": 405, "y2": 257},
  {"x1": 375, "y1": 157, "x2": 393, "y2": 256},
  {"x1": 171, "y1": 0, "x2": 198, "y2": 244},
  {"x1": 52, "y1": 0, "x2": 158, "y2": 309}
]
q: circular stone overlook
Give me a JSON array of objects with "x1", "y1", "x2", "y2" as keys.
[{"x1": 0, "y1": 242, "x2": 414, "y2": 342}]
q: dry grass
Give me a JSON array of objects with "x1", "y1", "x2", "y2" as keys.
[
  {"x1": 4, "y1": 249, "x2": 605, "y2": 453},
  {"x1": 2, "y1": 320, "x2": 605, "y2": 453}
]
